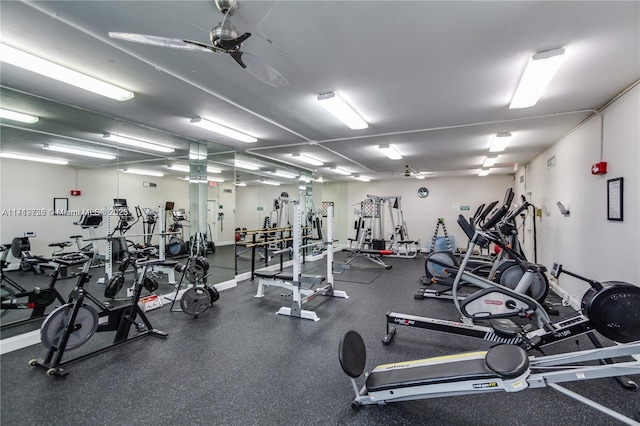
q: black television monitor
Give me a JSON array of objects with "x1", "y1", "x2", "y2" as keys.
[
  {"x1": 113, "y1": 198, "x2": 128, "y2": 208},
  {"x1": 165, "y1": 201, "x2": 175, "y2": 211}
]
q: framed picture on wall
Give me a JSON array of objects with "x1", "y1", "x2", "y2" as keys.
[
  {"x1": 607, "y1": 177, "x2": 623, "y2": 221},
  {"x1": 53, "y1": 197, "x2": 68, "y2": 215}
]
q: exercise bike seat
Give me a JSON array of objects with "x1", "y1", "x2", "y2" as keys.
[{"x1": 366, "y1": 345, "x2": 529, "y2": 393}]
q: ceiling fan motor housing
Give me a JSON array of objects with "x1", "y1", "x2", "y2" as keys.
[
  {"x1": 210, "y1": 21, "x2": 241, "y2": 48},
  {"x1": 214, "y1": 0, "x2": 238, "y2": 15}
]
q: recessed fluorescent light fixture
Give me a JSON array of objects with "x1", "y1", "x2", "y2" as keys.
[
  {"x1": 291, "y1": 153, "x2": 324, "y2": 166},
  {"x1": 0, "y1": 43, "x2": 134, "y2": 101},
  {"x1": 166, "y1": 164, "x2": 221, "y2": 174},
  {"x1": 352, "y1": 174, "x2": 370, "y2": 182},
  {"x1": 269, "y1": 170, "x2": 297, "y2": 179},
  {"x1": 329, "y1": 167, "x2": 351, "y2": 176},
  {"x1": 120, "y1": 168, "x2": 164, "y2": 177},
  {"x1": 317, "y1": 92, "x2": 368, "y2": 130},
  {"x1": 43, "y1": 144, "x2": 116, "y2": 160},
  {"x1": 299, "y1": 176, "x2": 312, "y2": 183},
  {"x1": 378, "y1": 144, "x2": 402, "y2": 160},
  {"x1": 166, "y1": 164, "x2": 190, "y2": 173},
  {"x1": 0, "y1": 152, "x2": 68, "y2": 165},
  {"x1": 259, "y1": 179, "x2": 280, "y2": 186},
  {"x1": 190, "y1": 117, "x2": 257, "y2": 143},
  {"x1": 489, "y1": 132, "x2": 512, "y2": 152},
  {"x1": 0, "y1": 108, "x2": 39, "y2": 123},
  {"x1": 478, "y1": 169, "x2": 491, "y2": 177},
  {"x1": 103, "y1": 133, "x2": 175, "y2": 153},
  {"x1": 483, "y1": 156, "x2": 498, "y2": 167},
  {"x1": 207, "y1": 176, "x2": 225, "y2": 183},
  {"x1": 235, "y1": 160, "x2": 260, "y2": 171},
  {"x1": 416, "y1": 175, "x2": 425, "y2": 180},
  {"x1": 509, "y1": 47, "x2": 566, "y2": 109}
]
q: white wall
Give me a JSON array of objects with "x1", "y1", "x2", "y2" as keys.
[
  {"x1": 0, "y1": 160, "x2": 189, "y2": 254},
  {"x1": 521, "y1": 84, "x2": 639, "y2": 301}
]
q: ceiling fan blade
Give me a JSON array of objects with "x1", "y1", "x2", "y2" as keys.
[
  {"x1": 109, "y1": 32, "x2": 212, "y2": 52},
  {"x1": 232, "y1": 51, "x2": 288, "y2": 87},
  {"x1": 182, "y1": 39, "x2": 225, "y2": 53}
]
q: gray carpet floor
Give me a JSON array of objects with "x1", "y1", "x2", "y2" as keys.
[{"x1": 1, "y1": 254, "x2": 638, "y2": 425}]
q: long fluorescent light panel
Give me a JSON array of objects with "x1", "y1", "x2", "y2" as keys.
[
  {"x1": 0, "y1": 152, "x2": 68, "y2": 165},
  {"x1": 43, "y1": 144, "x2": 116, "y2": 160},
  {"x1": 489, "y1": 132, "x2": 512, "y2": 152},
  {"x1": 120, "y1": 168, "x2": 164, "y2": 177},
  {"x1": 0, "y1": 108, "x2": 39, "y2": 123},
  {"x1": 317, "y1": 92, "x2": 368, "y2": 130},
  {"x1": 235, "y1": 160, "x2": 260, "y2": 171},
  {"x1": 0, "y1": 43, "x2": 134, "y2": 101},
  {"x1": 190, "y1": 118, "x2": 257, "y2": 143},
  {"x1": 378, "y1": 144, "x2": 403, "y2": 160},
  {"x1": 103, "y1": 133, "x2": 175, "y2": 153},
  {"x1": 509, "y1": 47, "x2": 565, "y2": 109},
  {"x1": 292, "y1": 153, "x2": 324, "y2": 166}
]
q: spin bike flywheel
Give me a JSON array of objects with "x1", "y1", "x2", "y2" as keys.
[
  {"x1": 581, "y1": 281, "x2": 640, "y2": 343},
  {"x1": 41, "y1": 303, "x2": 99, "y2": 350}
]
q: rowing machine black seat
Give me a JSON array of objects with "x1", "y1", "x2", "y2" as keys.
[{"x1": 339, "y1": 330, "x2": 366, "y2": 378}]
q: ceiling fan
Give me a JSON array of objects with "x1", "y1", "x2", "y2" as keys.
[{"x1": 108, "y1": 0, "x2": 288, "y2": 87}]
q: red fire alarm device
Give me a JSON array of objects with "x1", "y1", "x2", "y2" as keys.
[
  {"x1": 591, "y1": 162, "x2": 607, "y2": 175},
  {"x1": 70, "y1": 189, "x2": 81, "y2": 196}
]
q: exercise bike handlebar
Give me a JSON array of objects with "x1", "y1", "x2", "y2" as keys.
[
  {"x1": 481, "y1": 205, "x2": 509, "y2": 231},
  {"x1": 504, "y1": 201, "x2": 530, "y2": 223}
]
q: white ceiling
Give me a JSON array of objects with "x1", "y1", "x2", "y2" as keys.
[{"x1": 1, "y1": 1, "x2": 638, "y2": 183}]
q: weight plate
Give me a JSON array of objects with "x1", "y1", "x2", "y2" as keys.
[
  {"x1": 41, "y1": 303, "x2": 99, "y2": 350},
  {"x1": 1, "y1": 285, "x2": 17, "y2": 317},
  {"x1": 105, "y1": 275, "x2": 125, "y2": 298},
  {"x1": 180, "y1": 287, "x2": 211, "y2": 317},
  {"x1": 195, "y1": 256, "x2": 210, "y2": 271},
  {"x1": 143, "y1": 276, "x2": 159, "y2": 292},
  {"x1": 206, "y1": 286, "x2": 220, "y2": 303},
  {"x1": 184, "y1": 264, "x2": 205, "y2": 282}
]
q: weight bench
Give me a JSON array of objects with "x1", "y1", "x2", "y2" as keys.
[
  {"x1": 254, "y1": 270, "x2": 325, "y2": 298},
  {"x1": 339, "y1": 330, "x2": 640, "y2": 423}
]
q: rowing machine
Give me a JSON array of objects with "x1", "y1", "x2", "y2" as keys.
[{"x1": 340, "y1": 330, "x2": 640, "y2": 424}]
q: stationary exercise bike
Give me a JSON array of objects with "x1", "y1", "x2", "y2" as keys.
[
  {"x1": 29, "y1": 252, "x2": 168, "y2": 377},
  {"x1": 0, "y1": 246, "x2": 74, "y2": 326}
]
